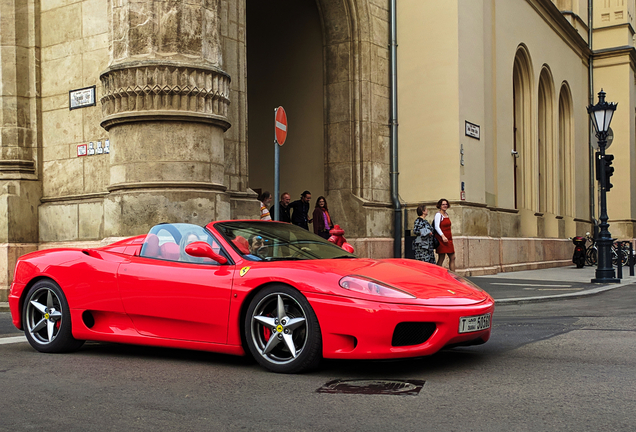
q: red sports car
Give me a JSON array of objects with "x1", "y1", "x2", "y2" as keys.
[{"x1": 9, "y1": 221, "x2": 494, "y2": 373}]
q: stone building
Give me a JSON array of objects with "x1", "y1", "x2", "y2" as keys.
[{"x1": 2, "y1": 0, "x2": 636, "y2": 300}]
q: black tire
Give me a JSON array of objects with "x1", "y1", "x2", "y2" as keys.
[
  {"x1": 575, "y1": 255, "x2": 585, "y2": 268},
  {"x1": 620, "y1": 246, "x2": 630, "y2": 266},
  {"x1": 23, "y1": 280, "x2": 84, "y2": 353},
  {"x1": 586, "y1": 247, "x2": 597, "y2": 266},
  {"x1": 244, "y1": 285, "x2": 322, "y2": 373},
  {"x1": 611, "y1": 246, "x2": 619, "y2": 267}
]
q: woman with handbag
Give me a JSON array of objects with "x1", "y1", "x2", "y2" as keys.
[
  {"x1": 434, "y1": 198, "x2": 456, "y2": 271},
  {"x1": 412, "y1": 204, "x2": 436, "y2": 264}
]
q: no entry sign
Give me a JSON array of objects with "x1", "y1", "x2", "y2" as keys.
[{"x1": 275, "y1": 106, "x2": 287, "y2": 145}]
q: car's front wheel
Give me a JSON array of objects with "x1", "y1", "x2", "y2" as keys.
[
  {"x1": 245, "y1": 285, "x2": 322, "y2": 373},
  {"x1": 23, "y1": 279, "x2": 84, "y2": 353}
]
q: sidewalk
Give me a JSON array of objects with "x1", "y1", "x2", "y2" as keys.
[
  {"x1": 470, "y1": 265, "x2": 636, "y2": 305},
  {"x1": 2, "y1": 265, "x2": 634, "y2": 312}
]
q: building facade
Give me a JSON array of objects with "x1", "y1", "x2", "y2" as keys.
[{"x1": 2, "y1": 0, "x2": 636, "y2": 300}]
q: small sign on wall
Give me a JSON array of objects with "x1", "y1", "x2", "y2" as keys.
[
  {"x1": 465, "y1": 121, "x2": 480, "y2": 140},
  {"x1": 77, "y1": 140, "x2": 110, "y2": 157},
  {"x1": 69, "y1": 86, "x2": 96, "y2": 110},
  {"x1": 77, "y1": 144, "x2": 87, "y2": 157}
]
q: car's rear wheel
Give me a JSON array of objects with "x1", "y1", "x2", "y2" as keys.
[
  {"x1": 23, "y1": 280, "x2": 84, "y2": 353},
  {"x1": 245, "y1": 285, "x2": 322, "y2": 373}
]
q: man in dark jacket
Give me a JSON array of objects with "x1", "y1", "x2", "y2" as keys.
[
  {"x1": 289, "y1": 191, "x2": 312, "y2": 230},
  {"x1": 271, "y1": 192, "x2": 292, "y2": 223}
]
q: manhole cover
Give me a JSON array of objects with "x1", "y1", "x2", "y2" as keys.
[{"x1": 316, "y1": 379, "x2": 425, "y2": 395}]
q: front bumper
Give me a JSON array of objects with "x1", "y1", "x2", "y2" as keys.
[
  {"x1": 8, "y1": 282, "x2": 25, "y2": 330},
  {"x1": 308, "y1": 293, "x2": 494, "y2": 360}
]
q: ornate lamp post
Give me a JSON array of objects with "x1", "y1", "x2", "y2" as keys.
[{"x1": 587, "y1": 89, "x2": 619, "y2": 283}]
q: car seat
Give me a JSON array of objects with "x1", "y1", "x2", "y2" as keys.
[
  {"x1": 160, "y1": 242, "x2": 180, "y2": 261},
  {"x1": 232, "y1": 236, "x2": 250, "y2": 255},
  {"x1": 141, "y1": 234, "x2": 160, "y2": 258}
]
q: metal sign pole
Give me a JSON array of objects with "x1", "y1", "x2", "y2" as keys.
[{"x1": 274, "y1": 108, "x2": 280, "y2": 221}]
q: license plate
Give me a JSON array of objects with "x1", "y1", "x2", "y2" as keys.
[{"x1": 459, "y1": 313, "x2": 491, "y2": 333}]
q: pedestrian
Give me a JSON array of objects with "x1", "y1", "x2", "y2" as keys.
[
  {"x1": 289, "y1": 190, "x2": 312, "y2": 230},
  {"x1": 312, "y1": 196, "x2": 334, "y2": 239},
  {"x1": 271, "y1": 192, "x2": 291, "y2": 223},
  {"x1": 434, "y1": 198, "x2": 455, "y2": 271},
  {"x1": 258, "y1": 191, "x2": 272, "y2": 221},
  {"x1": 412, "y1": 204, "x2": 435, "y2": 264}
]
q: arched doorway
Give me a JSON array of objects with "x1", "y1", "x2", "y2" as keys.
[{"x1": 246, "y1": 0, "x2": 325, "y2": 203}]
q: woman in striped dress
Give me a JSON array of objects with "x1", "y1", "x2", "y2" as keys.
[{"x1": 412, "y1": 204, "x2": 435, "y2": 264}]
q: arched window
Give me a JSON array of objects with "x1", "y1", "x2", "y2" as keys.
[
  {"x1": 512, "y1": 46, "x2": 534, "y2": 210},
  {"x1": 538, "y1": 67, "x2": 555, "y2": 214},
  {"x1": 558, "y1": 83, "x2": 573, "y2": 216}
]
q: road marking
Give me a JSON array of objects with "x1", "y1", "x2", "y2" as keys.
[
  {"x1": 491, "y1": 283, "x2": 572, "y2": 288},
  {"x1": 534, "y1": 288, "x2": 582, "y2": 291},
  {"x1": 0, "y1": 336, "x2": 26, "y2": 345}
]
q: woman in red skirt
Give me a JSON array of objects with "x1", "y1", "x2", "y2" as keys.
[{"x1": 433, "y1": 198, "x2": 455, "y2": 271}]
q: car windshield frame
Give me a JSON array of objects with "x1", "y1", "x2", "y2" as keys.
[{"x1": 212, "y1": 221, "x2": 356, "y2": 261}]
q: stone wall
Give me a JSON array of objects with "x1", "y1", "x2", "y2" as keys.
[
  {"x1": 38, "y1": 0, "x2": 110, "y2": 243},
  {"x1": 1, "y1": 0, "x2": 42, "y2": 301}
]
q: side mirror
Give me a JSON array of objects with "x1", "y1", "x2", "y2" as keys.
[{"x1": 184, "y1": 241, "x2": 228, "y2": 264}]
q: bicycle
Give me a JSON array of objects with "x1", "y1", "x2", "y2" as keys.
[
  {"x1": 586, "y1": 235, "x2": 630, "y2": 267},
  {"x1": 584, "y1": 232, "x2": 597, "y2": 266},
  {"x1": 611, "y1": 241, "x2": 630, "y2": 267}
]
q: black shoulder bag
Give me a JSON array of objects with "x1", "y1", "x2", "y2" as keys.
[{"x1": 432, "y1": 219, "x2": 440, "y2": 250}]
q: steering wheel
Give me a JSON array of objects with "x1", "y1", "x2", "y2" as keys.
[{"x1": 255, "y1": 245, "x2": 268, "y2": 259}]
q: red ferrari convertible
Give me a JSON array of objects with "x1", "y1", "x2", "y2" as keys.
[{"x1": 9, "y1": 221, "x2": 494, "y2": 373}]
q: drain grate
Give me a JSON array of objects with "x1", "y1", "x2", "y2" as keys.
[{"x1": 316, "y1": 379, "x2": 425, "y2": 396}]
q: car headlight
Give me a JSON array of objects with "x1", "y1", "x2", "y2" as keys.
[
  {"x1": 339, "y1": 275, "x2": 415, "y2": 299},
  {"x1": 449, "y1": 271, "x2": 484, "y2": 292}
]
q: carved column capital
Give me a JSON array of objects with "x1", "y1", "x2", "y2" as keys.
[{"x1": 100, "y1": 62, "x2": 231, "y2": 131}]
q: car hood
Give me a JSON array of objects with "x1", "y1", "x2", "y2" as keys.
[{"x1": 314, "y1": 258, "x2": 490, "y2": 306}]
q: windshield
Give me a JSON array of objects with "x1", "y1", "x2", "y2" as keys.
[{"x1": 213, "y1": 221, "x2": 356, "y2": 261}]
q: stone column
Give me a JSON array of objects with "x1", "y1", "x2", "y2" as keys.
[
  {"x1": 100, "y1": 0, "x2": 231, "y2": 236},
  {"x1": 0, "y1": 0, "x2": 41, "y2": 301}
]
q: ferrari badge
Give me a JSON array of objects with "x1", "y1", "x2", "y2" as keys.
[{"x1": 240, "y1": 266, "x2": 250, "y2": 277}]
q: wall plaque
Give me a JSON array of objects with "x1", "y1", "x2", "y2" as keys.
[
  {"x1": 69, "y1": 86, "x2": 96, "y2": 110},
  {"x1": 77, "y1": 144, "x2": 87, "y2": 157},
  {"x1": 465, "y1": 121, "x2": 480, "y2": 140}
]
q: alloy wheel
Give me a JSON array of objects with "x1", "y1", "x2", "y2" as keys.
[
  {"x1": 26, "y1": 287, "x2": 63, "y2": 345},
  {"x1": 250, "y1": 293, "x2": 308, "y2": 365}
]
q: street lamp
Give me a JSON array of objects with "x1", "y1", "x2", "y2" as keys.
[{"x1": 587, "y1": 89, "x2": 619, "y2": 283}]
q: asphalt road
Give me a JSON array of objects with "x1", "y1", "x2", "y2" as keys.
[
  {"x1": 469, "y1": 276, "x2": 595, "y2": 299},
  {"x1": 1, "y1": 286, "x2": 635, "y2": 431}
]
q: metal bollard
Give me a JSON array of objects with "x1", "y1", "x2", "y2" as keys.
[
  {"x1": 630, "y1": 241, "x2": 635, "y2": 277},
  {"x1": 616, "y1": 244, "x2": 623, "y2": 279}
]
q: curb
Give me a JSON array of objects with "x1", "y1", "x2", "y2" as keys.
[
  {"x1": 494, "y1": 279, "x2": 634, "y2": 305},
  {"x1": 0, "y1": 302, "x2": 9, "y2": 313}
]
